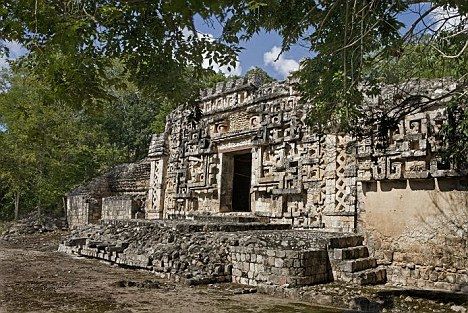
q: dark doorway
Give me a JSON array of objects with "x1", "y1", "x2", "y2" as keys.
[{"x1": 232, "y1": 153, "x2": 252, "y2": 212}]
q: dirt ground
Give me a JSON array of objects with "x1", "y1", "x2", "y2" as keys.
[{"x1": 0, "y1": 232, "x2": 339, "y2": 313}]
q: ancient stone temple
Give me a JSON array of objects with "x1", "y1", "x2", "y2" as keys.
[
  {"x1": 65, "y1": 76, "x2": 467, "y2": 292},
  {"x1": 146, "y1": 76, "x2": 360, "y2": 229}
]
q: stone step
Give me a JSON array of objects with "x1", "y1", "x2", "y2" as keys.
[
  {"x1": 107, "y1": 245, "x2": 126, "y2": 253},
  {"x1": 337, "y1": 257, "x2": 377, "y2": 273},
  {"x1": 331, "y1": 246, "x2": 369, "y2": 260},
  {"x1": 64, "y1": 237, "x2": 87, "y2": 247},
  {"x1": 189, "y1": 214, "x2": 266, "y2": 224},
  {"x1": 353, "y1": 267, "x2": 387, "y2": 285},
  {"x1": 328, "y1": 235, "x2": 364, "y2": 249},
  {"x1": 87, "y1": 241, "x2": 104, "y2": 248}
]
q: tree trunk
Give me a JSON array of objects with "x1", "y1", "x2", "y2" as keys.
[
  {"x1": 14, "y1": 191, "x2": 20, "y2": 220},
  {"x1": 62, "y1": 197, "x2": 67, "y2": 220}
]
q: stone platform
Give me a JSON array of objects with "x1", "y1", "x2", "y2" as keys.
[{"x1": 59, "y1": 219, "x2": 386, "y2": 287}]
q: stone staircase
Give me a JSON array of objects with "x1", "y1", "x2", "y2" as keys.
[
  {"x1": 328, "y1": 235, "x2": 387, "y2": 285},
  {"x1": 189, "y1": 213, "x2": 267, "y2": 224}
]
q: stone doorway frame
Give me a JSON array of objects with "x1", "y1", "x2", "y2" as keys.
[{"x1": 219, "y1": 148, "x2": 253, "y2": 213}]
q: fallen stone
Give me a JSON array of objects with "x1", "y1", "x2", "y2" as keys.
[{"x1": 451, "y1": 305, "x2": 467, "y2": 313}]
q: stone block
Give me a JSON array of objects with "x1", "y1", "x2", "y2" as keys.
[{"x1": 274, "y1": 258, "x2": 284, "y2": 268}]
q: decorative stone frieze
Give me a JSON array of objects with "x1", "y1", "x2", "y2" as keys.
[{"x1": 66, "y1": 77, "x2": 467, "y2": 292}]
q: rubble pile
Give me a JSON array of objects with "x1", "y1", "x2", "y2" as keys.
[
  {"x1": 59, "y1": 219, "x2": 385, "y2": 287},
  {"x1": 61, "y1": 220, "x2": 244, "y2": 285},
  {"x1": 1, "y1": 212, "x2": 67, "y2": 239}
]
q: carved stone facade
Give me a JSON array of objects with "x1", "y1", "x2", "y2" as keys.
[
  {"x1": 67, "y1": 77, "x2": 467, "y2": 292},
  {"x1": 146, "y1": 77, "x2": 357, "y2": 231},
  {"x1": 146, "y1": 78, "x2": 466, "y2": 232}
]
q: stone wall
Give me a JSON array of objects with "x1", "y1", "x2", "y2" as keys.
[
  {"x1": 350, "y1": 81, "x2": 468, "y2": 292},
  {"x1": 60, "y1": 220, "x2": 291, "y2": 285},
  {"x1": 67, "y1": 175, "x2": 111, "y2": 227},
  {"x1": 148, "y1": 78, "x2": 465, "y2": 230},
  {"x1": 67, "y1": 159, "x2": 150, "y2": 228},
  {"x1": 231, "y1": 246, "x2": 331, "y2": 287},
  {"x1": 66, "y1": 77, "x2": 467, "y2": 292},
  {"x1": 359, "y1": 178, "x2": 467, "y2": 292},
  {"x1": 59, "y1": 220, "x2": 381, "y2": 287},
  {"x1": 102, "y1": 196, "x2": 143, "y2": 220},
  {"x1": 147, "y1": 77, "x2": 361, "y2": 231},
  {"x1": 108, "y1": 161, "x2": 151, "y2": 195},
  {"x1": 67, "y1": 195, "x2": 101, "y2": 226},
  {"x1": 142, "y1": 78, "x2": 467, "y2": 292}
]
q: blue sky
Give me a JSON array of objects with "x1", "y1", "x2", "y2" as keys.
[
  {"x1": 0, "y1": 41, "x2": 28, "y2": 69},
  {"x1": 194, "y1": 14, "x2": 309, "y2": 80}
]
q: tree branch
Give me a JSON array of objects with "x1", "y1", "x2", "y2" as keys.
[{"x1": 431, "y1": 40, "x2": 468, "y2": 59}]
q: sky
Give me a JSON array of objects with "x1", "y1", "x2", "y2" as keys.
[
  {"x1": 193, "y1": 14, "x2": 308, "y2": 80},
  {"x1": 0, "y1": 41, "x2": 27, "y2": 69},
  {"x1": 0, "y1": 3, "x2": 462, "y2": 80}
]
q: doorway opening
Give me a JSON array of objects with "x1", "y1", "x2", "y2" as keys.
[{"x1": 232, "y1": 152, "x2": 252, "y2": 212}]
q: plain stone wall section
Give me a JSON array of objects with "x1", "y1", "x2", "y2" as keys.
[
  {"x1": 102, "y1": 196, "x2": 141, "y2": 220},
  {"x1": 231, "y1": 246, "x2": 331, "y2": 287}
]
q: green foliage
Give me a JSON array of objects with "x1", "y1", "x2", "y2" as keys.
[
  {"x1": 0, "y1": 1, "x2": 247, "y2": 219},
  {"x1": 0, "y1": 59, "x2": 236, "y2": 219},
  {"x1": 219, "y1": 0, "x2": 409, "y2": 130},
  {"x1": 245, "y1": 67, "x2": 275, "y2": 84},
  {"x1": 440, "y1": 94, "x2": 468, "y2": 168},
  {"x1": 100, "y1": 93, "x2": 161, "y2": 161},
  {"x1": 1, "y1": 1, "x2": 465, "y2": 135},
  {"x1": 0, "y1": 0, "x2": 240, "y2": 105},
  {"x1": 199, "y1": 71, "x2": 236, "y2": 88},
  {"x1": 220, "y1": 1, "x2": 467, "y2": 132},
  {"x1": 363, "y1": 36, "x2": 467, "y2": 164},
  {"x1": 367, "y1": 36, "x2": 468, "y2": 84},
  {"x1": 0, "y1": 69, "x2": 125, "y2": 218}
]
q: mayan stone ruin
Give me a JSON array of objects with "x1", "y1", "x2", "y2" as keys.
[{"x1": 62, "y1": 76, "x2": 468, "y2": 293}]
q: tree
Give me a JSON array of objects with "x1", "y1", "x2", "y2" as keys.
[
  {"x1": 100, "y1": 91, "x2": 167, "y2": 161},
  {"x1": 0, "y1": 132, "x2": 34, "y2": 220},
  {"x1": 2, "y1": 1, "x2": 464, "y2": 133},
  {"x1": 245, "y1": 67, "x2": 275, "y2": 84},
  {"x1": 0, "y1": 69, "x2": 124, "y2": 218},
  {"x1": 0, "y1": 0, "x2": 241, "y2": 108},
  {"x1": 0, "y1": 60, "x2": 231, "y2": 219},
  {"x1": 220, "y1": 1, "x2": 465, "y2": 127}
]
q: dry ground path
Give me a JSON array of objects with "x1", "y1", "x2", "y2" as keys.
[{"x1": 0, "y1": 232, "x2": 337, "y2": 313}]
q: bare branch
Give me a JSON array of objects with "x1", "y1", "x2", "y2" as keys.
[
  {"x1": 402, "y1": 5, "x2": 441, "y2": 42},
  {"x1": 431, "y1": 40, "x2": 468, "y2": 59}
]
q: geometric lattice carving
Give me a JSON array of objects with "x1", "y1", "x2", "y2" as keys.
[{"x1": 145, "y1": 76, "x2": 467, "y2": 231}]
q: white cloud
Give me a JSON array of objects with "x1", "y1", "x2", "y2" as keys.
[
  {"x1": 202, "y1": 57, "x2": 242, "y2": 77},
  {"x1": 263, "y1": 46, "x2": 299, "y2": 79},
  {"x1": 0, "y1": 40, "x2": 28, "y2": 69},
  {"x1": 182, "y1": 28, "x2": 242, "y2": 77},
  {"x1": 430, "y1": 7, "x2": 466, "y2": 31}
]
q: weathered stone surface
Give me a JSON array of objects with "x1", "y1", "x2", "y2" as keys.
[
  {"x1": 60, "y1": 220, "x2": 385, "y2": 287},
  {"x1": 65, "y1": 77, "x2": 468, "y2": 292},
  {"x1": 67, "y1": 160, "x2": 150, "y2": 227}
]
